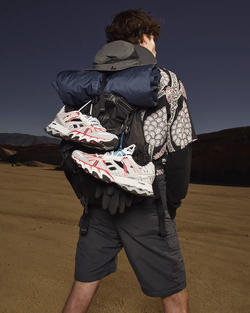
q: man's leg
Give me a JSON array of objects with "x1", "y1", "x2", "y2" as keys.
[
  {"x1": 161, "y1": 287, "x2": 190, "y2": 313},
  {"x1": 62, "y1": 279, "x2": 100, "y2": 313},
  {"x1": 63, "y1": 206, "x2": 123, "y2": 313}
]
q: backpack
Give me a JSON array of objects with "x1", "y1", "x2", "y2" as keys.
[
  {"x1": 68, "y1": 71, "x2": 169, "y2": 237},
  {"x1": 77, "y1": 72, "x2": 153, "y2": 166}
]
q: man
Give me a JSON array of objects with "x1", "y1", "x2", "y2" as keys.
[{"x1": 59, "y1": 9, "x2": 198, "y2": 313}]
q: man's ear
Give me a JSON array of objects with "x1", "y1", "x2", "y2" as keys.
[{"x1": 139, "y1": 34, "x2": 148, "y2": 45}]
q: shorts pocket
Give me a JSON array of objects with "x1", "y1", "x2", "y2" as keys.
[{"x1": 162, "y1": 218, "x2": 180, "y2": 250}]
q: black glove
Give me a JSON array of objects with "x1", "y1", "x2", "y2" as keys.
[
  {"x1": 59, "y1": 140, "x2": 144, "y2": 215},
  {"x1": 94, "y1": 183, "x2": 135, "y2": 215}
]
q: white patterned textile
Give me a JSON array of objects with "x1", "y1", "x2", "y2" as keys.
[
  {"x1": 171, "y1": 100, "x2": 193, "y2": 149},
  {"x1": 143, "y1": 106, "x2": 168, "y2": 148},
  {"x1": 143, "y1": 66, "x2": 198, "y2": 159},
  {"x1": 157, "y1": 68, "x2": 170, "y2": 99}
]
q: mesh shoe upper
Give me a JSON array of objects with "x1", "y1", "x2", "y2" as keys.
[{"x1": 45, "y1": 105, "x2": 119, "y2": 149}]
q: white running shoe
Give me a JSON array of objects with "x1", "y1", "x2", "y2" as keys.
[
  {"x1": 45, "y1": 105, "x2": 119, "y2": 150},
  {"x1": 71, "y1": 144, "x2": 155, "y2": 196}
]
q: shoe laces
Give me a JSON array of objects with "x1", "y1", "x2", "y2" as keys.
[
  {"x1": 78, "y1": 100, "x2": 105, "y2": 128},
  {"x1": 105, "y1": 144, "x2": 136, "y2": 157}
]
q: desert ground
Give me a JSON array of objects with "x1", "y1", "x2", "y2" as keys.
[{"x1": 0, "y1": 162, "x2": 249, "y2": 313}]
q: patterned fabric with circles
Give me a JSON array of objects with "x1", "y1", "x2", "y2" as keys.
[{"x1": 143, "y1": 66, "x2": 198, "y2": 159}]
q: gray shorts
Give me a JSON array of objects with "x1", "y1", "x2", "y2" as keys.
[{"x1": 74, "y1": 198, "x2": 186, "y2": 297}]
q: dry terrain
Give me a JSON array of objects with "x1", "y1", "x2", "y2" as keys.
[{"x1": 0, "y1": 163, "x2": 249, "y2": 313}]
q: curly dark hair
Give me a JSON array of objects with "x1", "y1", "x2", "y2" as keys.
[{"x1": 105, "y1": 9, "x2": 161, "y2": 44}]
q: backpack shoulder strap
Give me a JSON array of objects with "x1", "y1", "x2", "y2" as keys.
[{"x1": 92, "y1": 73, "x2": 109, "y2": 116}]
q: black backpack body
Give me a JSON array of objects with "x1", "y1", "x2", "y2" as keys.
[{"x1": 77, "y1": 74, "x2": 152, "y2": 166}]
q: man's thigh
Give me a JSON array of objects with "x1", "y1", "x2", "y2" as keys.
[
  {"x1": 75, "y1": 207, "x2": 123, "y2": 282},
  {"x1": 113, "y1": 198, "x2": 187, "y2": 297}
]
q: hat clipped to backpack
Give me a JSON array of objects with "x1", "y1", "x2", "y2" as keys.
[{"x1": 85, "y1": 40, "x2": 157, "y2": 72}]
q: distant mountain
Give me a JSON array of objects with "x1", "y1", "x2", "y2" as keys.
[
  {"x1": 195, "y1": 126, "x2": 250, "y2": 144},
  {"x1": 0, "y1": 146, "x2": 17, "y2": 160},
  {"x1": 0, "y1": 143, "x2": 61, "y2": 165},
  {"x1": 191, "y1": 126, "x2": 250, "y2": 186},
  {"x1": 0, "y1": 133, "x2": 59, "y2": 146}
]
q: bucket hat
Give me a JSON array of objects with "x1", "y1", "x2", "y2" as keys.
[{"x1": 85, "y1": 40, "x2": 157, "y2": 71}]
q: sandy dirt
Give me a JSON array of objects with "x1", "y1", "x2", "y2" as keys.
[{"x1": 0, "y1": 162, "x2": 249, "y2": 313}]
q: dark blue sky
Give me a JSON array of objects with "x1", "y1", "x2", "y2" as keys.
[{"x1": 1, "y1": 0, "x2": 249, "y2": 136}]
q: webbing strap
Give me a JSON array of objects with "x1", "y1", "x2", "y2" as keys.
[
  {"x1": 79, "y1": 196, "x2": 89, "y2": 236},
  {"x1": 154, "y1": 155, "x2": 168, "y2": 237},
  {"x1": 93, "y1": 73, "x2": 108, "y2": 116},
  {"x1": 119, "y1": 131, "x2": 125, "y2": 150},
  {"x1": 155, "y1": 173, "x2": 168, "y2": 237}
]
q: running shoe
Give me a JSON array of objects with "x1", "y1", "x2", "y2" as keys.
[
  {"x1": 45, "y1": 104, "x2": 119, "y2": 150},
  {"x1": 71, "y1": 144, "x2": 155, "y2": 196}
]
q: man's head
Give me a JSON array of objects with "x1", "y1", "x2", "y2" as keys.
[{"x1": 105, "y1": 9, "x2": 160, "y2": 57}]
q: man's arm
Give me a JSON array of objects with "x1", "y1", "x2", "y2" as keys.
[
  {"x1": 165, "y1": 143, "x2": 193, "y2": 219},
  {"x1": 157, "y1": 67, "x2": 198, "y2": 218}
]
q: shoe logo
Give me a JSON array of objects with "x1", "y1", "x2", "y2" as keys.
[
  {"x1": 73, "y1": 154, "x2": 115, "y2": 181},
  {"x1": 84, "y1": 126, "x2": 104, "y2": 134}
]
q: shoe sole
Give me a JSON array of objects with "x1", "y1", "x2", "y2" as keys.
[
  {"x1": 45, "y1": 123, "x2": 70, "y2": 139},
  {"x1": 68, "y1": 133, "x2": 118, "y2": 151},
  {"x1": 45, "y1": 123, "x2": 119, "y2": 151},
  {"x1": 72, "y1": 154, "x2": 154, "y2": 197}
]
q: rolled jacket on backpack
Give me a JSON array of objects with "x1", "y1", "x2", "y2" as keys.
[{"x1": 52, "y1": 64, "x2": 160, "y2": 109}]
